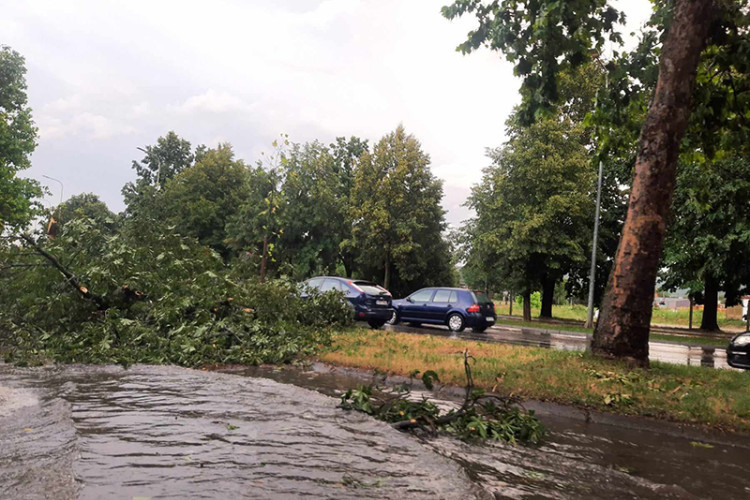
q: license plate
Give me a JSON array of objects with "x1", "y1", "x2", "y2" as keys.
[
  {"x1": 485, "y1": 316, "x2": 495, "y2": 322},
  {"x1": 376, "y1": 300, "x2": 388, "y2": 306}
]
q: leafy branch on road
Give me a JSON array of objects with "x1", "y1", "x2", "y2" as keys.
[{"x1": 339, "y1": 349, "x2": 545, "y2": 444}]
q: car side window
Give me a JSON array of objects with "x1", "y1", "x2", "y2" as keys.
[
  {"x1": 449, "y1": 291, "x2": 458, "y2": 303},
  {"x1": 432, "y1": 289, "x2": 451, "y2": 302},
  {"x1": 320, "y1": 279, "x2": 340, "y2": 292},
  {"x1": 307, "y1": 278, "x2": 324, "y2": 289},
  {"x1": 410, "y1": 289, "x2": 434, "y2": 302}
]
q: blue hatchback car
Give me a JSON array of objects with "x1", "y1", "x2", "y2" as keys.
[
  {"x1": 389, "y1": 287, "x2": 496, "y2": 333},
  {"x1": 302, "y1": 276, "x2": 394, "y2": 328}
]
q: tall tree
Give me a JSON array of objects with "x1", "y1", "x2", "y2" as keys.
[
  {"x1": 55, "y1": 193, "x2": 117, "y2": 232},
  {"x1": 226, "y1": 141, "x2": 287, "y2": 280},
  {"x1": 122, "y1": 131, "x2": 196, "y2": 218},
  {"x1": 331, "y1": 136, "x2": 369, "y2": 277},
  {"x1": 278, "y1": 141, "x2": 346, "y2": 279},
  {"x1": 466, "y1": 111, "x2": 594, "y2": 321},
  {"x1": 661, "y1": 154, "x2": 750, "y2": 331},
  {"x1": 351, "y1": 125, "x2": 452, "y2": 295},
  {"x1": 0, "y1": 46, "x2": 41, "y2": 231},
  {"x1": 444, "y1": 0, "x2": 743, "y2": 365},
  {"x1": 160, "y1": 144, "x2": 249, "y2": 259}
]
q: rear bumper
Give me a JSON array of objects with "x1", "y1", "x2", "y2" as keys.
[
  {"x1": 465, "y1": 312, "x2": 496, "y2": 328},
  {"x1": 354, "y1": 306, "x2": 394, "y2": 322}
]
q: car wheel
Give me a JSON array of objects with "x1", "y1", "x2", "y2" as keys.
[
  {"x1": 368, "y1": 319, "x2": 386, "y2": 329},
  {"x1": 387, "y1": 310, "x2": 399, "y2": 325},
  {"x1": 448, "y1": 313, "x2": 465, "y2": 332},
  {"x1": 471, "y1": 326, "x2": 487, "y2": 333}
]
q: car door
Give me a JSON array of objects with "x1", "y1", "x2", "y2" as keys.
[
  {"x1": 400, "y1": 288, "x2": 435, "y2": 322},
  {"x1": 426, "y1": 289, "x2": 454, "y2": 323}
]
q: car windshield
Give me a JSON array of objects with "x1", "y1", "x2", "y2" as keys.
[
  {"x1": 352, "y1": 281, "x2": 387, "y2": 296},
  {"x1": 473, "y1": 291, "x2": 492, "y2": 304}
]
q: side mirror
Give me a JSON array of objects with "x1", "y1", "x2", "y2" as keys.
[{"x1": 406, "y1": 297, "x2": 413, "y2": 303}]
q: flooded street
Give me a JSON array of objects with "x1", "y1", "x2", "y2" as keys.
[
  {"x1": 387, "y1": 324, "x2": 737, "y2": 370},
  {"x1": 2, "y1": 362, "x2": 749, "y2": 499},
  {"x1": 0, "y1": 364, "x2": 480, "y2": 499}
]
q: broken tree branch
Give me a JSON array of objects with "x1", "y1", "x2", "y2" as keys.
[{"x1": 19, "y1": 233, "x2": 109, "y2": 310}]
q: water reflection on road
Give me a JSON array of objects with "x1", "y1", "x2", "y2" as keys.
[
  {"x1": 387, "y1": 324, "x2": 736, "y2": 370},
  {"x1": 3, "y1": 363, "x2": 749, "y2": 499},
  {"x1": 0, "y1": 364, "x2": 480, "y2": 499}
]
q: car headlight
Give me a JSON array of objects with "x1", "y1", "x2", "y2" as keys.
[{"x1": 731, "y1": 333, "x2": 750, "y2": 346}]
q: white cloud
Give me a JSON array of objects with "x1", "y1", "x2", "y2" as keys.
[{"x1": 177, "y1": 89, "x2": 250, "y2": 114}]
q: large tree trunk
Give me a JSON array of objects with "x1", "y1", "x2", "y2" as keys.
[
  {"x1": 522, "y1": 291, "x2": 532, "y2": 322},
  {"x1": 700, "y1": 277, "x2": 720, "y2": 331},
  {"x1": 592, "y1": 0, "x2": 714, "y2": 366},
  {"x1": 540, "y1": 276, "x2": 555, "y2": 319}
]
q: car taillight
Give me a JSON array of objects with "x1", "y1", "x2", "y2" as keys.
[{"x1": 467, "y1": 304, "x2": 480, "y2": 313}]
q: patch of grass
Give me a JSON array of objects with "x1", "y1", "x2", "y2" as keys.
[
  {"x1": 494, "y1": 318, "x2": 731, "y2": 347},
  {"x1": 320, "y1": 330, "x2": 750, "y2": 432}
]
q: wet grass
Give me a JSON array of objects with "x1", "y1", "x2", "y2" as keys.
[
  {"x1": 320, "y1": 330, "x2": 750, "y2": 432},
  {"x1": 495, "y1": 303, "x2": 747, "y2": 330},
  {"x1": 493, "y1": 318, "x2": 732, "y2": 347}
]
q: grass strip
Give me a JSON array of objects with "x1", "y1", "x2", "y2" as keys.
[
  {"x1": 494, "y1": 318, "x2": 731, "y2": 347},
  {"x1": 320, "y1": 330, "x2": 750, "y2": 432}
]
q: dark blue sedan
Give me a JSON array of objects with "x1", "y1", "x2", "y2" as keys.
[
  {"x1": 303, "y1": 276, "x2": 394, "y2": 328},
  {"x1": 389, "y1": 287, "x2": 496, "y2": 333}
]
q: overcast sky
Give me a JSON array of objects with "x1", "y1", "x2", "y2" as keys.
[{"x1": 4, "y1": 0, "x2": 652, "y2": 226}]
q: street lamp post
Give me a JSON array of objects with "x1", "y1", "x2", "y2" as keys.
[
  {"x1": 585, "y1": 55, "x2": 608, "y2": 330},
  {"x1": 585, "y1": 161, "x2": 604, "y2": 329},
  {"x1": 42, "y1": 175, "x2": 64, "y2": 207}
]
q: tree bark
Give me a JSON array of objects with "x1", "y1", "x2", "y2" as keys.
[
  {"x1": 592, "y1": 0, "x2": 714, "y2": 366},
  {"x1": 508, "y1": 290, "x2": 513, "y2": 316},
  {"x1": 540, "y1": 276, "x2": 555, "y2": 319},
  {"x1": 384, "y1": 253, "x2": 391, "y2": 290},
  {"x1": 522, "y1": 291, "x2": 531, "y2": 322},
  {"x1": 700, "y1": 277, "x2": 720, "y2": 331}
]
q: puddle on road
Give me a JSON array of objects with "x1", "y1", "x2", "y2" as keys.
[{"x1": 1, "y1": 363, "x2": 749, "y2": 499}]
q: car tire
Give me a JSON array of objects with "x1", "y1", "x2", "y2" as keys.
[
  {"x1": 368, "y1": 319, "x2": 386, "y2": 329},
  {"x1": 448, "y1": 313, "x2": 465, "y2": 332},
  {"x1": 471, "y1": 326, "x2": 487, "y2": 333},
  {"x1": 387, "y1": 310, "x2": 399, "y2": 325}
]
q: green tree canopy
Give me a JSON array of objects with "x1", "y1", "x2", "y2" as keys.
[
  {"x1": 122, "y1": 131, "x2": 198, "y2": 219},
  {"x1": 159, "y1": 144, "x2": 249, "y2": 259},
  {"x1": 351, "y1": 125, "x2": 453, "y2": 295},
  {"x1": 0, "y1": 45, "x2": 41, "y2": 231},
  {"x1": 466, "y1": 108, "x2": 594, "y2": 319}
]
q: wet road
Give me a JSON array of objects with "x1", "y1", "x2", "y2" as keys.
[
  {"x1": 2, "y1": 363, "x2": 750, "y2": 499},
  {"x1": 0, "y1": 364, "x2": 481, "y2": 499},
  {"x1": 386, "y1": 323, "x2": 736, "y2": 370}
]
